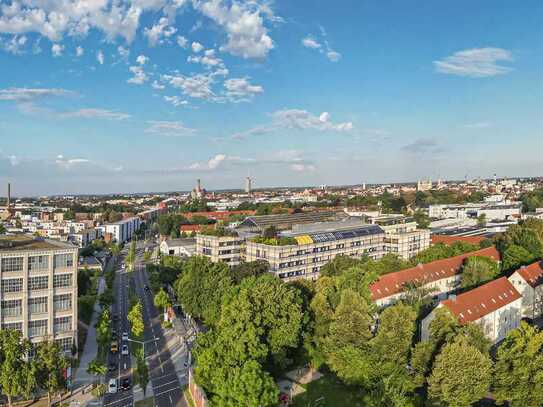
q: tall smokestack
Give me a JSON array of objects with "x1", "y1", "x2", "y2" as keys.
[
  {"x1": 7, "y1": 183, "x2": 10, "y2": 208},
  {"x1": 197, "y1": 179, "x2": 201, "y2": 191}
]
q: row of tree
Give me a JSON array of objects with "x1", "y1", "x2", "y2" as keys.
[{"x1": 0, "y1": 331, "x2": 69, "y2": 406}]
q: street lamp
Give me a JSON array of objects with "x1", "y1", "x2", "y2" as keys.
[{"x1": 126, "y1": 337, "x2": 158, "y2": 358}]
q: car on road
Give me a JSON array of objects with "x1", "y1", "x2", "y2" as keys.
[
  {"x1": 122, "y1": 332, "x2": 129, "y2": 341},
  {"x1": 111, "y1": 331, "x2": 117, "y2": 340},
  {"x1": 108, "y1": 379, "x2": 117, "y2": 394},
  {"x1": 121, "y1": 378, "x2": 131, "y2": 391},
  {"x1": 121, "y1": 344, "x2": 129, "y2": 355},
  {"x1": 108, "y1": 362, "x2": 116, "y2": 372},
  {"x1": 110, "y1": 341, "x2": 118, "y2": 353},
  {"x1": 113, "y1": 314, "x2": 119, "y2": 322},
  {"x1": 144, "y1": 285, "x2": 150, "y2": 291},
  {"x1": 121, "y1": 264, "x2": 125, "y2": 270}
]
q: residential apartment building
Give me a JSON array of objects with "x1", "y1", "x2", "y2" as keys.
[
  {"x1": 245, "y1": 219, "x2": 386, "y2": 282},
  {"x1": 0, "y1": 235, "x2": 78, "y2": 354},
  {"x1": 421, "y1": 277, "x2": 522, "y2": 345},
  {"x1": 370, "y1": 247, "x2": 501, "y2": 307},
  {"x1": 370, "y1": 215, "x2": 430, "y2": 259},
  {"x1": 160, "y1": 238, "x2": 196, "y2": 257},
  {"x1": 99, "y1": 216, "x2": 141, "y2": 244},
  {"x1": 508, "y1": 261, "x2": 543, "y2": 320},
  {"x1": 429, "y1": 202, "x2": 521, "y2": 221},
  {"x1": 195, "y1": 234, "x2": 244, "y2": 266}
]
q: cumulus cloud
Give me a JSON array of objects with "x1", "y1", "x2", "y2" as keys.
[
  {"x1": 224, "y1": 77, "x2": 263, "y2": 101},
  {"x1": 193, "y1": 0, "x2": 274, "y2": 59},
  {"x1": 127, "y1": 65, "x2": 148, "y2": 84},
  {"x1": 176, "y1": 35, "x2": 188, "y2": 48},
  {"x1": 163, "y1": 95, "x2": 188, "y2": 106},
  {"x1": 301, "y1": 36, "x2": 321, "y2": 49},
  {"x1": 191, "y1": 41, "x2": 204, "y2": 52},
  {"x1": 271, "y1": 109, "x2": 353, "y2": 131},
  {"x1": 326, "y1": 51, "x2": 341, "y2": 62},
  {"x1": 162, "y1": 72, "x2": 215, "y2": 100},
  {"x1": 145, "y1": 120, "x2": 195, "y2": 137},
  {"x1": 152, "y1": 80, "x2": 165, "y2": 90},
  {"x1": 2, "y1": 35, "x2": 27, "y2": 54},
  {"x1": 434, "y1": 47, "x2": 513, "y2": 78},
  {"x1": 51, "y1": 43, "x2": 63, "y2": 57},
  {"x1": 136, "y1": 54, "x2": 149, "y2": 65},
  {"x1": 75, "y1": 45, "x2": 84, "y2": 57},
  {"x1": 144, "y1": 17, "x2": 177, "y2": 46},
  {"x1": 97, "y1": 49, "x2": 104, "y2": 64},
  {"x1": 117, "y1": 45, "x2": 130, "y2": 60}
]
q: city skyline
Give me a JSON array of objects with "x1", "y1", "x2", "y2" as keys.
[{"x1": 2, "y1": 0, "x2": 543, "y2": 195}]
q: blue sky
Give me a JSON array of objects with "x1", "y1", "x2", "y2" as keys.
[{"x1": 1, "y1": 0, "x2": 542, "y2": 195}]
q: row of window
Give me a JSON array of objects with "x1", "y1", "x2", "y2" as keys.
[
  {"x1": 1, "y1": 294, "x2": 72, "y2": 317},
  {"x1": 1, "y1": 317, "x2": 72, "y2": 337},
  {"x1": 0, "y1": 254, "x2": 75, "y2": 273},
  {"x1": 1, "y1": 274, "x2": 73, "y2": 293}
]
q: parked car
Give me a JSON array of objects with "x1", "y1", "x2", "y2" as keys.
[
  {"x1": 121, "y1": 344, "x2": 129, "y2": 355},
  {"x1": 108, "y1": 379, "x2": 117, "y2": 394},
  {"x1": 121, "y1": 378, "x2": 131, "y2": 391},
  {"x1": 144, "y1": 285, "x2": 150, "y2": 291},
  {"x1": 110, "y1": 341, "x2": 118, "y2": 353},
  {"x1": 108, "y1": 362, "x2": 116, "y2": 372},
  {"x1": 122, "y1": 332, "x2": 129, "y2": 341}
]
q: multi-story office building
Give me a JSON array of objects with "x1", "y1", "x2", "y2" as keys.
[
  {"x1": 0, "y1": 235, "x2": 78, "y2": 355},
  {"x1": 370, "y1": 215, "x2": 431, "y2": 259},
  {"x1": 245, "y1": 219, "x2": 386, "y2": 281},
  {"x1": 99, "y1": 216, "x2": 141, "y2": 244},
  {"x1": 195, "y1": 234, "x2": 245, "y2": 266}
]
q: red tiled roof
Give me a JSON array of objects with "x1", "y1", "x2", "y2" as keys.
[
  {"x1": 431, "y1": 235, "x2": 486, "y2": 245},
  {"x1": 516, "y1": 261, "x2": 543, "y2": 288},
  {"x1": 441, "y1": 277, "x2": 521, "y2": 324},
  {"x1": 180, "y1": 225, "x2": 203, "y2": 232},
  {"x1": 370, "y1": 247, "x2": 501, "y2": 301},
  {"x1": 183, "y1": 210, "x2": 256, "y2": 220}
]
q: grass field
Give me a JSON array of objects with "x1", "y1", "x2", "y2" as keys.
[{"x1": 291, "y1": 375, "x2": 365, "y2": 407}]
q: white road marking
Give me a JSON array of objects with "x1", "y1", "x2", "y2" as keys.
[
  {"x1": 102, "y1": 395, "x2": 133, "y2": 407},
  {"x1": 152, "y1": 386, "x2": 181, "y2": 398},
  {"x1": 152, "y1": 379, "x2": 180, "y2": 390}
]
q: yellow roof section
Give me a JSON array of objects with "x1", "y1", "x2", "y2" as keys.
[{"x1": 295, "y1": 235, "x2": 313, "y2": 245}]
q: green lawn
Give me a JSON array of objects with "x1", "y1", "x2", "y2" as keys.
[{"x1": 291, "y1": 375, "x2": 366, "y2": 407}]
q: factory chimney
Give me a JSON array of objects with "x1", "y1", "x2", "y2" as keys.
[{"x1": 7, "y1": 183, "x2": 10, "y2": 208}]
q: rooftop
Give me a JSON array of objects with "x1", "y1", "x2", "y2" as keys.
[
  {"x1": 0, "y1": 235, "x2": 77, "y2": 252},
  {"x1": 442, "y1": 277, "x2": 521, "y2": 324},
  {"x1": 370, "y1": 246, "x2": 501, "y2": 301},
  {"x1": 515, "y1": 260, "x2": 543, "y2": 288},
  {"x1": 237, "y1": 210, "x2": 347, "y2": 231}
]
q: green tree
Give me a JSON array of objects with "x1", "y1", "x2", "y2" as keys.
[
  {"x1": 96, "y1": 309, "x2": 111, "y2": 349},
  {"x1": 502, "y1": 244, "x2": 535, "y2": 271},
  {"x1": 34, "y1": 340, "x2": 70, "y2": 407},
  {"x1": 175, "y1": 256, "x2": 233, "y2": 326},
  {"x1": 126, "y1": 239, "x2": 137, "y2": 271},
  {"x1": 460, "y1": 256, "x2": 500, "y2": 290},
  {"x1": 494, "y1": 322, "x2": 543, "y2": 407},
  {"x1": 0, "y1": 330, "x2": 35, "y2": 407},
  {"x1": 0, "y1": 223, "x2": 6, "y2": 234},
  {"x1": 128, "y1": 301, "x2": 145, "y2": 338},
  {"x1": 87, "y1": 359, "x2": 107, "y2": 378},
  {"x1": 477, "y1": 213, "x2": 487, "y2": 227},
  {"x1": 231, "y1": 260, "x2": 269, "y2": 284},
  {"x1": 134, "y1": 349, "x2": 149, "y2": 395},
  {"x1": 319, "y1": 255, "x2": 366, "y2": 277},
  {"x1": 154, "y1": 289, "x2": 172, "y2": 313},
  {"x1": 428, "y1": 336, "x2": 492, "y2": 407},
  {"x1": 143, "y1": 251, "x2": 152, "y2": 264},
  {"x1": 413, "y1": 209, "x2": 430, "y2": 229}
]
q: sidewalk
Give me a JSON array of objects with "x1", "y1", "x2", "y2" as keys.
[{"x1": 73, "y1": 276, "x2": 106, "y2": 389}]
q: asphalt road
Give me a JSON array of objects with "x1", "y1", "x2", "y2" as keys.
[
  {"x1": 103, "y1": 250, "x2": 134, "y2": 407},
  {"x1": 133, "y1": 245, "x2": 187, "y2": 407}
]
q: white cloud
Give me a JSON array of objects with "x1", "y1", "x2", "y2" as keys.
[
  {"x1": 145, "y1": 120, "x2": 195, "y2": 137},
  {"x1": 271, "y1": 109, "x2": 353, "y2": 132},
  {"x1": 127, "y1": 65, "x2": 148, "y2": 85},
  {"x1": 164, "y1": 95, "x2": 188, "y2": 106},
  {"x1": 117, "y1": 45, "x2": 130, "y2": 60},
  {"x1": 75, "y1": 45, "x2": 84, "y2": 57},
  {"x1": 193, "y1": 0, "x2": 274, "y2": 59},
  {"x1": 136, "y1": 54, "x2": 149, "y2": 65},
  {"x1": 187, "y1": 48, "x2": 227, "y2": 71},
  {"x1": 97, "y1": 49, "x2": 104, "y2": 65},
  {"x1": 301, "y1": 36, "x2": 321, "y2": 49},
  {"x1": 0, "y1": 87, "x2": 70, "y2": 102},
  {"x1": 326, "y1": 51, "x2": 341, "y2": 62},
  {"x1": 191, "y1": 41, "x2": 204, "y2": 52},
  {"x1": 434, "y1": 47, "x2": 513, "y2": 78},
  {"x1": 463, "y1": 122, "x2": 492, "y2": 129},
  {"x1": 152, "y1": 80, "x2": 165, "y2": 90},
  {"x1": 207, "y1": 153, "x2": 226, "y2": 169},
  {"x1": 176, "y1": 35, "x2": 188, "y2": 48},
  {"x1": 3, "y1": 35, "x2": 27, "y2": 54},
  {"x1": 144, "y1": 17, "x2": 177, "y2": 46},
  {"x1": 290, "y1": 163, "x2": 316, "y2": 172},
  {"x1": 58, "y1": 108, "x2": 130, "y2": 120},
  {"x1": 162, "y1": 72, "x2": 215, "y2": 100},
  {"x1": 224, "y1": 77, "x2": 263, "y2": 101},
  {"x1": 51, "y1": 43, "x2": 63, "y2": 57},
  {"x1": 55, "y1": 154, "x2": 90, "y2": 169}
]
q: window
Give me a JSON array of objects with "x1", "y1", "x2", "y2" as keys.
[
  {"x1": 54, "y1": 253, "x2": 74, "y2": 269},
  {"x1": 28, "y1": 320, "x2": 48, "y2": 337},
  {"x1": 1, "y1": 257, "x2": 23, "y2": 273},
  {"x1": 54, "y1": 316, "x2": 72, "y2": 333},
  {"x1": 29, "y1": 276, "x2": 49, "y2": 291},
  {"x1": 54, "y1": 294, "x2": 72, "y2": 311},
  {"x1": 1, "y1": 299, "x2": 22, "y2": 317},
  {"x1": 1, "y1": 278, "x2": 23, "y2": 293},
  {"x1": 29, "y1": 297, "x2": 48, "y2": 314},
  {"x1": 55, "y1": 337, "x2": 73, "y2": 354},
  {"x1": 29, "y1": 255, "x2": 49, "y2": 272},
  {"x1": 53, "y1": 274, "x2": 72, "y2": 288},
  {"x1": 1, "y1": 322, "x2": 22, "y2": 332}
]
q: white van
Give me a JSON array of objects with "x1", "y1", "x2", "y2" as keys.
[{"x1": 108, "y1": 378, "x2": 117, "y2": 394}]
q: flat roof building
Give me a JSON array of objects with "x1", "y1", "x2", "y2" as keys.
[{"x1": 0, "y1": 235, "x2": 78, "y2": 355}]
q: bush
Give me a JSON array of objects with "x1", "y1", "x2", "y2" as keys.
[{"x1": 78, "y1": 295, "x2": 97, "y2": 325}]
